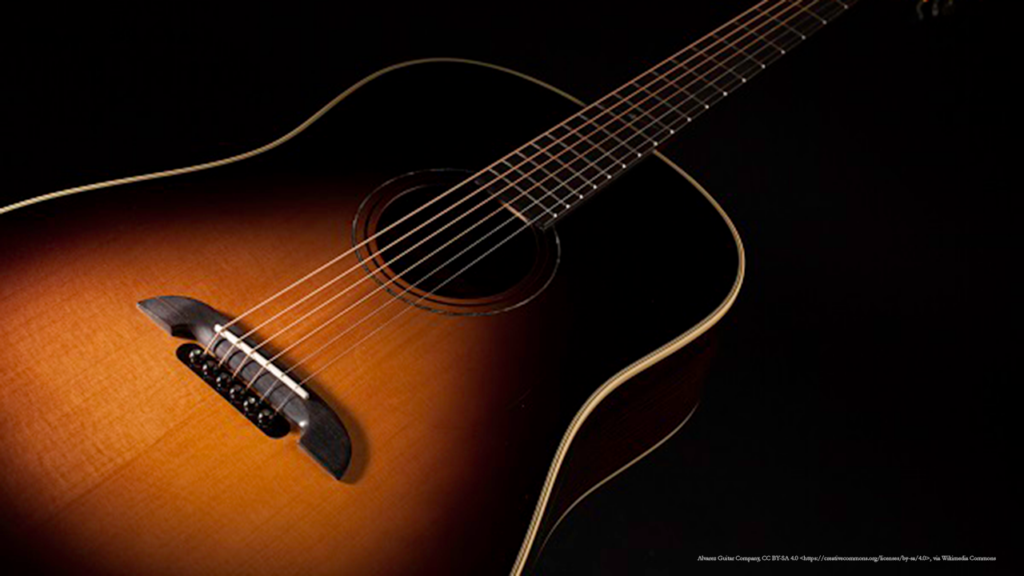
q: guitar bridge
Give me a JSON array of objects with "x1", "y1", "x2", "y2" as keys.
[
  {"x1": 176, "y1": 342, "x2": 291, "y2": 439},
  {"x1": 138, "y1": 296, "x2": 353, "y2": 480}
]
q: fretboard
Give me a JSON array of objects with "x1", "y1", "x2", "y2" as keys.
[{"x1": 477, "y1": 0, "x2": 856, "y2": 228}]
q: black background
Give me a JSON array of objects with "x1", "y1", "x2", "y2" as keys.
[{"x1": 4, "y1": 0, "x2": 1009, "y2": 573}]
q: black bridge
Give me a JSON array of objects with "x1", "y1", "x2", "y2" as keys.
[
  {"x1": 138, "y1": 296, "x2": 352, "y2": 480},
  {"x1": 176, "y1": 343, "x2": 291, "y2": 438}
]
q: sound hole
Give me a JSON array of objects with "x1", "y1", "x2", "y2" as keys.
[{"x1": 354, "y1": 169, "x2": 559, "y2": 315}]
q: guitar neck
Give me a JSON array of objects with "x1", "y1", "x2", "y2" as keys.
[{"x1": 479, "y1": 0, "x2": 856, "y2": 228}]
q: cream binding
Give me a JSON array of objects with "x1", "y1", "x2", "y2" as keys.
[{"x1": 0, "y1": 59, "x2": 745, "y2": 576}]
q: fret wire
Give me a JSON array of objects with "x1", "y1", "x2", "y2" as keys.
[
  {"x1": 641, "y1": 55, "x2": 740, "y2": 115},
  {"x1": 603, "y1": 94, "x2": 676, "y2": 145},
  {"x1": 538, "y1": 130, "x2": 613, "y2": 179},
  {"x1": 521, "y1": 144, "x2": 598, "y2": 197},
  {"x1": 717, "y1": 3, "x2": 815, "y2": 68},
  {"x1": 596, "y1": 0, "x2": 855, "y2": 157},
  {"x1": 522, "y1": 1, "x2": 855, "y2": 216},
  {"x1": 786, "y1": 11, "x2": 824, "y2": 36},
  {"x1": 521, "y1": 143, "x2": 576, "y2": 178},
  {"x1": 814, "y1": 0, "x2": 852, "y2": 20},
  {"x1": 569, "y1": 3, "x2": 830, "y2": 212},
  {"x1": 757, "y1": 2, "x2": 808, "y2": 41},
  {"x1": 735, "y1": 13, "x2": 790, "y2": 55},
  {"x1": 710, "y1": 29, "x2": 767, "y2": 74},
  {"x1": 549, "y1": 136, "x2": 615, "y2": 187},
  {"x1": 289, "y1": 1, "x2": 857, "y2": 388},
  {"x1": 541, "y1": 2, "x2": 800, "y2": 208},
  {"x1": 735, "y1": 1, "x2": 808, "y2": 54},
  {"x1": 628, "y1": 81, "x2": 691, "y2": 126},
  {"x1": 498, "y1": 160, "x2": 570, "y2": 210},
  {"x1": 754, "y1": 23, "x2": 803, "y2": 55},
  {"x1": 560, "y1": 126, "x2": 624, "y2": 179},
  {"x1": 485, "y1": 1, "x2": 781, "y2": 219},
  {"x1": 646, "y1": 1, "x2": 805, "y2": 111},
  {"x1": 495, "y1": 0, "x2": 822, "y2": 222},
  {"x1": 576, "y1": 106, "x2": 642, "y2": 162},
  {"x1": 787, "y1": 0, "x2": 848, "y2": 34},
  {"x1": 484, "y1": 168, "x2": 557, "y2": 217},
  {"x1": 555, "y1": 172, "x2": 598, "y2": 198},
  {"x1": 665, "y1": 57, "x2": 746, "y2": 105},
  {"x1": 648, "y1": 31, "x2": 757, "y2": 108},
  {"x1": 563, "y1": 0, "x2": 795, "y2": 171},
  {"x1": 491, "y1": 167, "x2": 561, "y2": 215},
  {"x1": 559, "y1": 1, "x2": 806, "y2": 168},
  {"x1": 654, "y1": 1, "x2": 845, "y2": 125},
  {"x1": 786, "y1": 0, "x2": 829, "y2": 25},
  {"x1": 650, "y1": 69, "x2": 712, "y2": 110},
  {"x1": 513, "y1": 159, "x2": 590, "y2": 205},
  {"x1": 668, "y1": 54, "x2": 735, "y2": 96},
  {"x1": 508, "y1": 151, "x2": 579, "y2": 201},
  {"x1": 598, "y1": 94, "x2": 664, "y2": 144},
  {"x1": 476, "y1": 163, "x2": 567, "y2": 233},
  {"x1": 738, "y1": 32, "x2": 793, "y2": 73},
  {"x1": 591, "y1": 98, "x2": 668, "y2": 153},
  {"x1": 210, "y1": 1, "x2": 863, "y2": 378},
  {"x1": 688, "y1": 34, "x2": 751, "y2": 86},
  {"x1": 665, "y1": 2, "x2": 809, "y2": 108},
  {"x1": 701, "y1": 43, "x2": 761, "y2": 88}
]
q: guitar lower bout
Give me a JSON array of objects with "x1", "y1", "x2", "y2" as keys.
[{"x1": 0, "y1": 58, "x2": 743, "y2": 575}]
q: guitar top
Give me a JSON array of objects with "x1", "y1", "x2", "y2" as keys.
[{"x1": 0, "y1": 2, "x2": 867, "y2": 574}]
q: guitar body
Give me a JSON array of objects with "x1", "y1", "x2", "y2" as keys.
[{"x1": 0, "y1": 60, "x2": 741, "y2": 575}]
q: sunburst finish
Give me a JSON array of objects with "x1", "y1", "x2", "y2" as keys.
[{"x1": 0, "y1": 60, "x2": 741, "y2": 575}]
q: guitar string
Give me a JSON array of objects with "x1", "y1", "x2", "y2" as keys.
[
  {"x1": 209, "y1": 0, "x2": 780, "y2": 365},
  {"x1": 279, "y1": 0, "x2": 850, "y2": 382},
  {"x1": 217, "y1": 0, "x2": 850, "y2": 375},
  {"x1": 205, "y1": 0, "x2": 779, "y2": 361},
  {"x1": 234, "y1": 0, "x2": 844, "y2": 394},
  {"x1": 230, "y1": 0, "x2": 824, "y2": 389},
  {"x1": 284, "y1": 2, "x2": 846, "y2": 391},
  {"x1": 245, "y1": 0, "x2": 848, "y2": 403},
  {"x1": 225, "y1": 0, "x2": 796, "y2": 378}
]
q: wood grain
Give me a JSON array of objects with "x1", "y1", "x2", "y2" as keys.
[{"x1": 0, "y1": 60, "x2": 741, "y2": 575}]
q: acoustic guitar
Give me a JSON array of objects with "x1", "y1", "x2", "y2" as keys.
[{"x1": 0, "y1": 1, "x2": 856, "y2": 574}]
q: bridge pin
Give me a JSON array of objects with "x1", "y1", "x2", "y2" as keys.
[
  {"x1": 214, "y1": 372, "x2": 233, "y2": 391},
  {"x1": 228, "y1": 384, "x2": 247, "y2": 403},
  {"x1": 200, "y1": 359, "x2": 220, "y2": 381},
  {"x1": 257, "y1": 408, "x2": 276, "y2": 428},
  {"x1": 242, "y1": 395, "x2": 261, "y2": 414}
]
